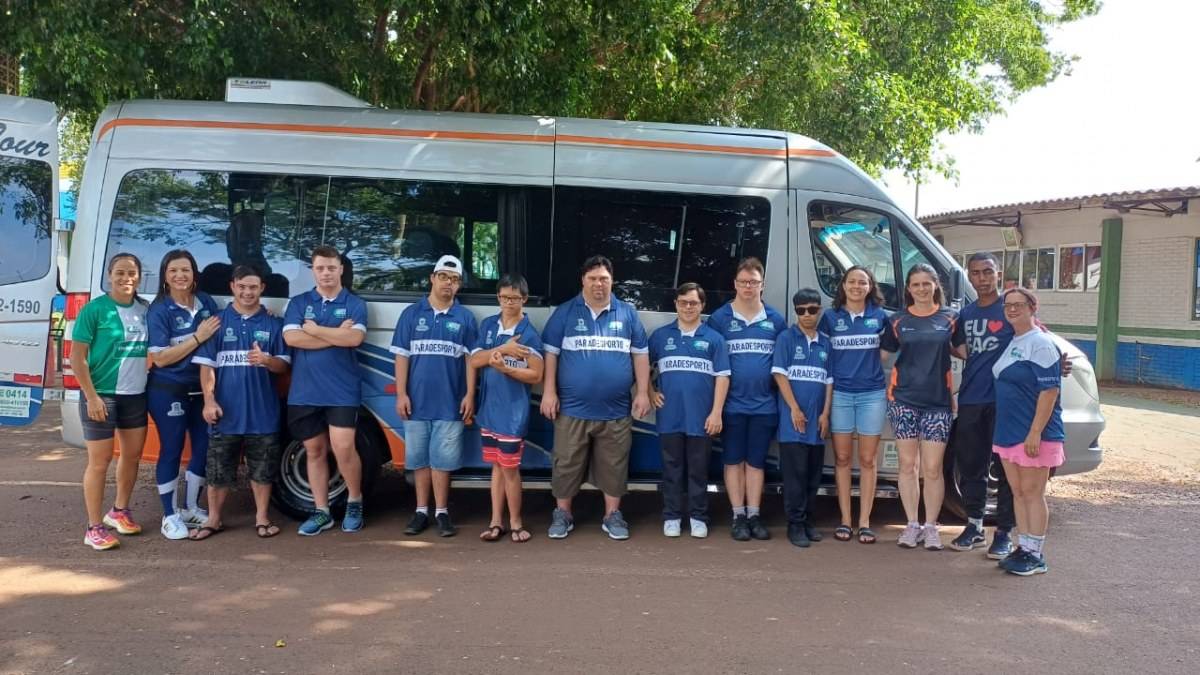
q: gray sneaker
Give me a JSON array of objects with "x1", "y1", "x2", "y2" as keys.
[
  {"x1": 897, "y1": 523, "x2": 925, "y2": 548},
  {"x1": 602, "y1": 510, "x2": 630, "y2": 540},
  {"x1": 923, "y1": 524, "x2": 944, "y2": 550},
  {"x1": 548, "y1": 508, "x2": 574, "y2": 539}
]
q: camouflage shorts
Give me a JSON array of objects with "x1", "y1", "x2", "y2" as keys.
[{"x1": 207, "y1": 432, "x2": 281, "y2": 488}]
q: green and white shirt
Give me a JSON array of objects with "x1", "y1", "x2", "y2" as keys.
[{"x1": 72, "y1": 295, "x2": 149, "y2": 395}]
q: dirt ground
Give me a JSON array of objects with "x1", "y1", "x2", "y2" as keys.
[{"x1": 1, "y1": 388, "x2": 1197, "y2": 674}]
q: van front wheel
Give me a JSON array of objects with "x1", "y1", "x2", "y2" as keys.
[{"x1": 272, "y1": 421, "x2": 386, "y2": 521}]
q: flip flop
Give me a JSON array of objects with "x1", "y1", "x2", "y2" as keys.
[
  {"x1": 255, "y1": 522, "x2": 281, "y2": 539},
  {"x1": 858, "y1": 527, "x2": 878, "y2": 544},
  {"x1": 479, "y1": 525, "x2": 506, "y2": 542},
  {"x1": 510, "y1": 528, "x2": 532, "y2": 543},
  {"x1": 834, "y1": 524, "x2": 853, "y2": 541},
  {"x1": 189, "y1": 525, "x2": 224, "y2": 541}
]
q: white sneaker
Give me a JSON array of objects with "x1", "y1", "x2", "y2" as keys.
[
  {"x1": 178, "y1": 508, "x2": 208, "y2": 528},
  {"x1": 663, "y1": 519, "x2": 682, "y2": 538},
  {"x1": 160, "y1": 514, "x2": 189, "y2": 540},
  {"x1": 689, "y1": 519, "x2": 709, "y2": 539}
]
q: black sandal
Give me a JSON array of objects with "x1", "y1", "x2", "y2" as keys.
[
  {"x1": 256, "y1": 522, "x2": 281, "y2": 538},
  {"x1": 480, "y1": 525, "x2": 506, "y2": 542},
  {"x1": 510, "y1": 528, "x2": 532, "y2": 543},
  {"x1": 189, "y1": 525, "x2": 224, "y2": 541},
  {"x1": 858, "y1": 527, "x2": 877, "y2": 544},
  {"x1": 834, "y1": 524, "x2": 853, "y2": 541}
]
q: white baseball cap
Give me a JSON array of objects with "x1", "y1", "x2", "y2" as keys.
[{"x1": 433, "y1": 255, "x2": 464, "y2": 277}]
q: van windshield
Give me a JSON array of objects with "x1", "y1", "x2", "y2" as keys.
[{"x1": 0, "y1": 155, "x2": 52, "y2": 286}]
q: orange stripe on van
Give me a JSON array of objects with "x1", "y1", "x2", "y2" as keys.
[
  {"x1": 97, "y1": 118, "x2": 554, "y2": 144},
  {"x1": 95, "y1": 117, "x2": 836, "y2": 159}
]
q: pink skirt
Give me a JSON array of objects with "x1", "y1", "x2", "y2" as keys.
[{"x1": 993, "y1": 440, "x2": 1065, "y2": 469}]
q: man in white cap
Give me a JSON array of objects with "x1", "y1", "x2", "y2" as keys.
[{"x1": 391, "y1": 255, "x2": 478, "y2": 536}]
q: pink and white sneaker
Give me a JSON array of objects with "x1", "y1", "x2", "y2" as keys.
[
  {"x1": 102, "y1": 507, "x2": 142, "y2": 535},
  {"x1": 84, "y1": 525, "x2": 120, "y2": 550}
]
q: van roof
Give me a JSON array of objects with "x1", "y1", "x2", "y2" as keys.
[{"x1": 93, "y1": 98, "x2": 891, "y2": 202}]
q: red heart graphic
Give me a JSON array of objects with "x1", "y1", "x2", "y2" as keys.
[{"x1": 987, "y1": 320, "x2": 1005, "y2": 334}]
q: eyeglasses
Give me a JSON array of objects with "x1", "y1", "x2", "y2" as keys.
[
  {"x1": 498, "y1": 294, "x2": 526, "y2": 304},
  {"x1": 435, "y1": 273, "x2": 462, "y2": 285},
  {"x1": 1003, "y1": 302, "x2": 1031, "y2": 311},
  {"x1": 735, "y1": 279, "x2": 763, "y2": 288},
  {"x1": 794, "y1": 305, "x2": 821, "y2": 316},
  {"x1": 676, "y1": 299, "x2": 702, "y2": 308}
]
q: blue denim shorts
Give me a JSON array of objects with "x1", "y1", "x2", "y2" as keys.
[
  {"x1": 403, "y1": 419, "x2": 465, "y2": 471},
  {"x1": 830, "y1": 389, "x2": 887, "y2": 436}
]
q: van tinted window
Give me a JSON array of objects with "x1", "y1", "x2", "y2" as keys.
[
  {"x1": 809, "y1": 201, "x2": 900, "y2": 308},
  {"x1": 105, "y1": 170, "x2": 551, "y2": 300},
  {"x1": 551, "y1": 187, "x2": 770, "y2": 312},
  {"x1": 0, "y1": 156, "x2": 52, "y2": 286}
]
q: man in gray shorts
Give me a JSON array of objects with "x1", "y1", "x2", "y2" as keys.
[
  {"x1": 191, "y1": 266, "x2": 291, "y2": 540},
  {"x1": 539, "y1": 256, "x2": 651, "y2": 540}
]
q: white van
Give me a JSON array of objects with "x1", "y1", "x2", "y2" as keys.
[
  {"x1": 0, "y1": 94, "x2": 62, "y2": 428},
  {"x1": 48, "y1": 79, "x2": 1104, "y2": 518}
]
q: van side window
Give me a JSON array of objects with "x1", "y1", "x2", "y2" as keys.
[
  {"x1": 0, "y1": 156, "x2": 52, "y2": 287},
  {"x1": 809, "y1": 201, "x2": 900, "y2": 308},
  {"x1": 104, "y1": 170, "x2": 551, "y2": 301},
  {"x1": 551, "y1": 187, "x2": 770, "y2": 312}
]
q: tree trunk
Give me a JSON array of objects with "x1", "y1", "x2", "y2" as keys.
[{"x1": 0, "y1": 52, "x2": 18, "y2": 95}]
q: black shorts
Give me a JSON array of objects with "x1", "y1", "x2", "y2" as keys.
[
  {"x1": 80, "y1": 394, "x2": 148, "y2": 441},
  {"x1": 287, "y1": 405, "x2": 358, "y2": 441},
  {"x1": 208, "y1": 432, "x2": 281, "y2": 487}
]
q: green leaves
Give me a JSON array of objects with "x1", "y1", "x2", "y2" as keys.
[{"x1": 3, "y1": 0, "x2": 1098, "y2": 178}]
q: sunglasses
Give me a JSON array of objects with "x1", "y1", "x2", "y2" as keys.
[{"x1": 794, "y1": 305, "x2": 822, "y2": 316}]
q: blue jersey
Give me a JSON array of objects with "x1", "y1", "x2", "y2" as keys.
[
  {"x1": 818, "y1": 304, "x2": 888, "y2": 393},
  {"x1": 648, "y1": 321, "x2": 731, "y2": 437},
  {"x1": 390, "y1": 298, "x2": 478, "y2": 421},
  {"x1": 706, "y1": 303, "x2": 787, "y2": 416},
  {"x1": 772, "y1": 326, "x2": 833, "y2": 444},
  {"x1": 474, "y1": 314, "x2": 543, "y2": 437},
  {"x1": 282, "y1": 288, "x2": 368, "y2": 407},
  {"x1": 193, "y1": 305, "x2": 289, "y2": 435},
  {"x1": 147, "y1": 292, "x2": 220, "y2": 387},
  {"x1": 953, "y1": 299, "x2": 1014, "y2": 405},
  {"x1": 542, "y1": 294, "x2": 648, "y2": 421},
  {"x1": 992, "y1": 330, "x2": 1064, "y2": 446}
]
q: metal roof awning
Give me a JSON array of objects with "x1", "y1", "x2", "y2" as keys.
[{"x1": 921, "y1": 186, "x2": 1200, "y2": 228}]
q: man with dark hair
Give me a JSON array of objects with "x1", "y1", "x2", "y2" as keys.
[
  {"x1": 282, "y1": 246, "x2": 369, "y2": 536},
  {"x1": 648, "y1": 283, "x2": 729, "y2": 538},
  {"x1": 191, "y1": 266, "x2": 290, "y2": 540},
  {"x1": 772, "y1": 288, "x2": 833, "y2": 548},
  {"x1": 392, "y1": 255, "x2": 478, "y2": 537},
  {"x1": 469, "y1": 273, "x2": 544, "y2": 542},
  {"x1": 540, "y1": 255, "x2": 651, "y2": 540}
]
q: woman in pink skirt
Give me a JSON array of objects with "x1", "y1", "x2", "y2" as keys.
[{"x1": 990, "y1": 288, "x2": 1065, "y2": 576}]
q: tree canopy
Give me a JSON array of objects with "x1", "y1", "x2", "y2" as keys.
[{"x1": 3, "y1": 0, "x2": 1099, "y2": 177}]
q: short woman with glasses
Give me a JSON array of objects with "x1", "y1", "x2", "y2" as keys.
[
  {"x1": 74, "y1": 253, "x2": 151, "y2": 550},
  {"x1": 991, "y1": 288, "x2": 1065, "y2": 576},
  {"x1": 706, "y1": 257, "x2": 787, "y2": 541},
  {"x1": 146, "y1": 250, "x2": 221, "y2": 539},
  {"x1": 880, "y1": 264, "x2": 964, "y2": 551},
  {"x1": 818, "y1": 266, "x2": 889, "y2": 544}
]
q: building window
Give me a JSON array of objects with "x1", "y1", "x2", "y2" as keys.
[
  {"x1": 1085, "y1": 244, "x2": 1102, "y2": 291},
  {"x1": 1056, "y1": 243, "x2": 1100, "y2": 292},
  {"x1": 1193, "y1": 239, "x2": 1200, "y2": 320},
  {"x1": 1002, "y1": 250, "x2": 1021, "y2": 289}
]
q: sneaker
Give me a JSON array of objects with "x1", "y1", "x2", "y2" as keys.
[
  {"x1": 923, "y1": 524, "x2": 944, "y2": 550},
  {"x1": 663, "y1": 519, "x2": 682, "y2": 538},
  {"x1": 341, "y1": 501, "x2": 364, "y2": 533},
  {"x1": 178, "y1": 507, "x2": 208, "y2": 529},
  {"x1": 84, "y1": 525, "x2": 120, "y2": 550},
  {"x1": 998, "y1": 547, "x2": 1027, "y2": 571},
  {"x1": 897, "y1": 523, "x2": 925, "y2": 548},
  {"x1": 730, "y1": 514, "x2": 751, "y2": 541},
  {"x1": 787, "y1": 522, "x2": 811, "y2": 548},
  {"x1": 298, "y1": 510, "x2": 334, "y2": 536},
  {"x1": 435, "y1": 512, "x2": 457, "y2": 537},
  {"x1": 1006, "y1": 550, "x2": 1048, "y2": 576},
  {"x1": 404, "y1": 511, "x2": 430, "y2": 536},
  {"x1": 102, "y1": 507, "x2": 142, "y2": 535},
  {"x1": 949, "y1": 523, "x2": 986, "y2": 552},
  {"x1": 803, "y1": 522, "x2": 823, "y2": 543},
  {"x1": 160, "y1": 514, "x2": 189, "y2": 540},
  {"x1": 548, "y1": 508, "x2": 574, "y2": 539},
  {"x1": 747, "y1": 515, "x2": 771, "y2": 540},
  {"x1": 689, "y1": 518, "x2": 708, "y2": 539},
  {"x1": 987, "y1": 529, "x2": 1015, "y2": 560},
  {"x1": 602, "y1": 510, "x2": 630, "y2": 540}
]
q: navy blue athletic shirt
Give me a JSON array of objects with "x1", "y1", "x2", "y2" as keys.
[{"x1": 953, "y1": 298, "x2": 1014, "y2": 406}]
